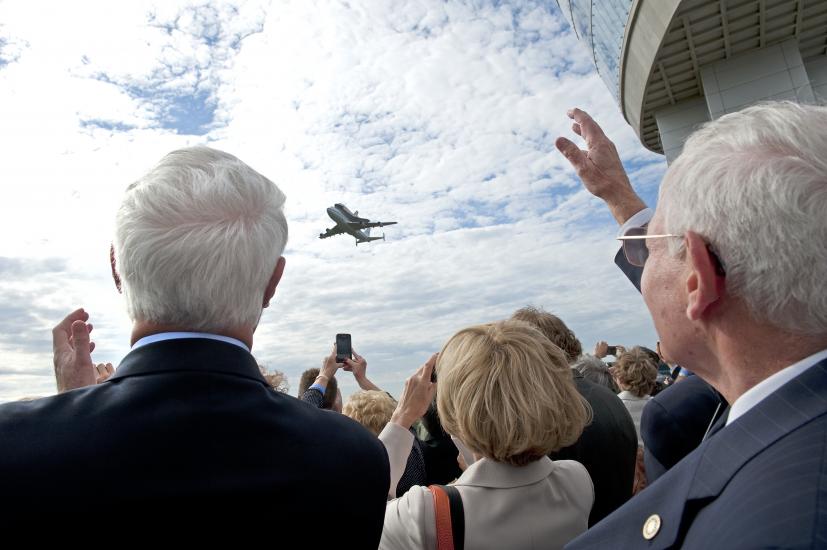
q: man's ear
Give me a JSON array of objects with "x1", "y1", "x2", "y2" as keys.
[
  {"x1": 110, "y1": 244, "x2": 122, "y2": 294},
  {"x1": 685, "y1": 231, "x2": 725, "y2": 321},
  {"x1": 263, "y1": 256, "x2": 286, "y2": 308}
]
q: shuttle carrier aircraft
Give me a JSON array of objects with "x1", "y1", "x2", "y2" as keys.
[{"x1": 319, "y1": 203, "x2": 397, "y2": 245}]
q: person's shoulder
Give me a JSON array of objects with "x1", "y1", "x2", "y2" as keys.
[
  {"x1": 381, "y1": 485, "x2": 433, "y2": 549},
  {"x1": 549, "y1": 459, "x2": 595, "y2": 510}
]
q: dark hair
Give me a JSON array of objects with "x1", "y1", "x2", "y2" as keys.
[
  {"x1": 510, "y1": 306, "x2": 582, "y2": 363},
  {"x1": 298, "y1": 368, "x2": 338, "y2": 409}
]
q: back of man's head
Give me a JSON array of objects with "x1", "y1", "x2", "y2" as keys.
[
  {"x1": 661, "y1": 101, "x2": 827, "y2": 335},
  {"x1": 298, "y1": 368, "x2": 338, "y2": 409},
  {"x1": 113, "y1": 147, "x2": 288, "y2": 332},
  {"x1": 511, "y1": 305, "x2": 582, "y2": 363}
]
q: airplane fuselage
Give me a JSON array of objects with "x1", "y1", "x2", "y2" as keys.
[{"x1": 326, "y1": 206, "x2": 372, "y2": 240}]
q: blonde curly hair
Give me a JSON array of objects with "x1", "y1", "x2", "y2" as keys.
[{"x1": 343, "y1": 390, "x2": 397, "y2": 436}]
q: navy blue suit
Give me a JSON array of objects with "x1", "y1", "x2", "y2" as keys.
[
  {"x1": 567, "y1": 358, "x2": 827, "y2": 548},
  {"x1": 565, "y1": 250, "x2": 827, "y2": 548},
  {"x1": 0, "y1": 338, "x2": 390, "y2": 542},
  {"x1": 641, "y1": 375, "x2": 724, "y2": 482}
]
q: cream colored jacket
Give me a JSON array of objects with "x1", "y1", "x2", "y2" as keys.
[{"x1": 378, "y1": 423, "x2": 593, "y2": 550}]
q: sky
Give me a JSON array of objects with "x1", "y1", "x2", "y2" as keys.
[{"x1": 0, "y1": 0, "x2": 667, "y2": 403}]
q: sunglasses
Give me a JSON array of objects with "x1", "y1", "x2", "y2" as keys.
[
  {"x1": 616, "y1": 226, "x2": 680, "y2": 267},
  {"x1": 617, "y1": 225, "x2": 727, "y2": 275}
]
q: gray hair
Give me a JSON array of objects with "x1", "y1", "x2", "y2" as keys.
[
  {"x1": 661, "y1": 101, "x2": 827, "y2": 335},
  {"x1": 114, "y1": 147, "x2": 288, "y2": 331},
  {"x1": 573, "y1": 355, "x2": 617, "y2": 393}
]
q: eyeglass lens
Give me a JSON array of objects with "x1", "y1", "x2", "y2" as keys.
[{"x1": 623, "y1": 226, "x2": 648, "y2": 267}]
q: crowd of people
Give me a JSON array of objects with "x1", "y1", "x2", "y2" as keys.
[{"x1": 1, "y1": 100, "x2": 826, "y2": 549}]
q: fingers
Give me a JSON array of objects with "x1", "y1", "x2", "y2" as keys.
[
  {"x1": 89, "y1": 341, "x2": 96, "y2": 353},
  {"x1": 555, "y1": 137, "x2": 589, "y2": 174},
  {"x1": 71, "y1": 320, "x2": 92, "y2": 355},
  {"x1": 567, "y1": 108, "x2": 606, "y2": 147},
  {"x1": 95, "y1": 363, "x2": 114, "y2": 383},
  {"x1": 52, "y1": 309, "x2": 88, "y2": 351}
]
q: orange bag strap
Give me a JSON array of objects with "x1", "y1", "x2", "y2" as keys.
[{"x1": 429, "y1": 485, "x2": 455, "y2": 550}]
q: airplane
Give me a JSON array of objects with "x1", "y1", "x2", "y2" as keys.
[{"x1": 319, "y1": 203, "x2": 397, "y2": 245}]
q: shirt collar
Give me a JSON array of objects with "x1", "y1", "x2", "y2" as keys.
[
  {"x1": 727, "y1": 347, "x2": 827, "y2": 425},
  {"x1": 132, "y1": 332, "x2": 250, "y2": 353}
]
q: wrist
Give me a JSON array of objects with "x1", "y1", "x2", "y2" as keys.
[{"x1": 390, "y1": 409, "x2": 416, "y2": 429}]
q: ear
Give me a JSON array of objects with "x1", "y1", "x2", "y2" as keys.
[
  {"x1": 110, "y1": 244, "x2": 122, "y2": 294},
  {"x1": 263, "y1": 256, "x2": 286, "y2": 308},
  {"x1": 684, "y1": 231, "x2": 725, "y2": 321}
]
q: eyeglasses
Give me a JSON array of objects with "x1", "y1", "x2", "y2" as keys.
[
  {"x1": 616, "y1": 226, "x2": 680, "y2": 267},
  {"x1": 617, "y1": 225, "x2": 727, "y2": 275}
]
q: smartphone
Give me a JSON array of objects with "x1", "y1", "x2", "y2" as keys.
[
  {"x1": 335, "y1": 333, "x2": 352, "y2": 363},
  {"x1": 606, "y1": 345, "x2": 618, "y2": 356}
]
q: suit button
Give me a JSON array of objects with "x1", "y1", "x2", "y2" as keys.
[{"x1": 642, "y1": 514, "x2": 661, "y2": 540}]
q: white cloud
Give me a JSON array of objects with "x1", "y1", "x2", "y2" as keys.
[{"x1": 0, "y1": 0, "x2": 666, "y2": 403}]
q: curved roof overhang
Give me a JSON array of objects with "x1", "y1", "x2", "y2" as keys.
[{"x1": 620, "y1": 0, "x2": 827, "y2": 153}]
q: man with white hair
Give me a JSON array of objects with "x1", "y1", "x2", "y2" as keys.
[
  {"x1": 556, "y1": 102, "x2": 827, "y2": 548},
  {"x1": 0, "y1": 147, "x2": 390, "y2": 540}
]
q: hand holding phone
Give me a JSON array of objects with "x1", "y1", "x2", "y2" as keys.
[{"x1": 336, "y1": 333, "x2": 352, "y2": 363}]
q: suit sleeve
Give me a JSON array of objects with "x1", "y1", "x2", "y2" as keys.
[
  {"x1": 300, "y1": 388, "x2": 325, "y2": 408},
  {"x1": 614, "y1": 248, "x2": 643, "y2": 292},
  {"x1": 379, "y1": 422, "x2": 416, "y2": 499}
]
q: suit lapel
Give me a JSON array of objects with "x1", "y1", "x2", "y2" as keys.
[
  {"x1": 636, "y1": 359, "x2": 827, "y2": 548},
  {"x1": 687, "y1": 358, "x2": 827, "y2": 501}
]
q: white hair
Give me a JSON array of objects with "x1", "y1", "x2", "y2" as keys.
[
  {"x1": 660, "y1": 101, "x2": 827, "y2": 334},
  {"x1": 114, "y1": 146, "x2": 288, "y2": 331}
]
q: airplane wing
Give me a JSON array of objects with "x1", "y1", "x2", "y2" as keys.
[
  {"x1": 354, "y1": 221, "x2": 397, "y2": 229},
  {"x1": 319, "y1": 225, "x2": 347, "y2": 239}
]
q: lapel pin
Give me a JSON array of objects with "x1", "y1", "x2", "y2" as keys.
[{"x1": 642, "y1": 514, "x2": 662, "y2": 540}]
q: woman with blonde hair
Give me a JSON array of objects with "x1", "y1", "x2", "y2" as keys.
[
  {"x1": 379, "y1": 320, "x2": 593, "y2": 550},
  {"x1": 611, "y1": 347, "x2": 659, "y2": 494}
]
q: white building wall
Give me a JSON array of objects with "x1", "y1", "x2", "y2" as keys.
[
  {"x1": 654, "y1": 98, "x2": 710, "y2": 164},
  {"x1": 700, "y1": 40, "x2": 816, "y2": 117},
  {"x1": 656, "y1": 40, "x2": 824, "y2": 164},
  {"x1": 805, "y1": 56, "x2": 827, "y2": 103}
]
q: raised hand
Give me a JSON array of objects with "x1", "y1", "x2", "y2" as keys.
[
  {"x1": 391, "y1": 354, "x2": 438, "y2": 429},
  {"x1": 53, "y1": 308, "x2": 99, "y2": 393},
  {"x1": 344, "y1": 349, "x2": 381, "y2": 391},
  {"x1": 555, "y1": 108, "x2": 647, "y2": 225}
]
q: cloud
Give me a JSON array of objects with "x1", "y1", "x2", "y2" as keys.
[{"x1": 0, "y1": 0, "x2": 665, "y2": 403}]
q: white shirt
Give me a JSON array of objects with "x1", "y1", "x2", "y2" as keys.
[
  {"x1": 727, "y1": 348, "x2": 827, "y2": 426},
  {"x1": 617, "y1": 207, "x2": 653, "y2": 237},
  {"x1": 132, "y1": 332, "x2": 250, "y2": 353}
]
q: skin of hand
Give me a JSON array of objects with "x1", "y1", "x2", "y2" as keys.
[
  {"x1": 320, "y1": 344, "x2": 343, "y2": 381},
  {"x1": 391, "y1": 354, "x2": 438, "y2": 429},
  {"x1": 594, "y1": 340, "x2": 609, "y2": 359},
  {"x1": 555, "y1": 108, "x2": 647, "y2": 225},
  {"x1": 53, "y1": 308, "x2": 99, "y2": 393},
  {"x1": 343, "y1": 350, "x2": 381, "y2": 391},
  {"x1": 95, "y1": 363, "x2": 115, "y2": 384},
  {"x1": 613, "y1": 344, "x2": 627, "y2": 357}
]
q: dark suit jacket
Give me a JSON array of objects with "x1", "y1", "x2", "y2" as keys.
[
  {"x1": 567, "y1": 249, "x2": 827, "y2": 548},
  {"x1": 0, "y1": 338, "x2": 390, "y2": 543},
  {"x1": 550, "y1": 372, "x2": 638, "y2": 526},
  {"x1": 641, "y1": 375, "x2": 724, "y2": 482},
  {"x1": 566, "y1": 357, "x2": 827, "y2": 549}
]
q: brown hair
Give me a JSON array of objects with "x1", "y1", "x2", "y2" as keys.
[
  {"x1": 298, "y1": 368, "x2": 338, "y2": 409},
  {"x1": 436, "y1": 320, "x2": 590, "y2": 467},
  {"x1": 511, "y1": 306, "x2": 582, "y2": 363},
  {"x1": 614, "y1": 347, "x2": 658, "y2": 397}
]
